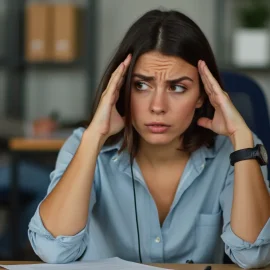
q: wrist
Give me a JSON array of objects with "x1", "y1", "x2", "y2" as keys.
[
  {"x1": 230, "y1": 129, "x2": 254, "y2": 151},
  {"x1": 83, "y1": 127, "x2": 107, "y2": 151}
]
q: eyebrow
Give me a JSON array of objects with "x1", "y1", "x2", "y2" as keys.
[{"x1": 132, "y1": 73, "x2": 194, "y2": 83}]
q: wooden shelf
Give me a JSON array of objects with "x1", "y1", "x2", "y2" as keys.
[
  {"x1": 9, "y1": 137, "x2": 65, "y2": 151},
  {"x1": 23, "y1": 60, "x2": 82, "y2": 68}
]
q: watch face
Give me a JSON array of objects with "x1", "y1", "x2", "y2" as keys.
[{"x1": 259, "y1": 145, "x2": 268, "y2": 164}]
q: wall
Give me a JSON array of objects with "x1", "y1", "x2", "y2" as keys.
[
  {"x1": 1, "y1": 0, "x2": 270, "y2": 122},
  {"x1": 97, "y1": 0, "x2": 216, "y2": 79}
]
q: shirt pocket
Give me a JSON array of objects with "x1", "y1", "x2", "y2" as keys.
[{"x1": 195, "y1": 211, "x2": 223, "y2": 263}]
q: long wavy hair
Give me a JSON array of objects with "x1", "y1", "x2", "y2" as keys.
[{"x1": 89, "y1": 9, "x2": 222, "y2": 158}]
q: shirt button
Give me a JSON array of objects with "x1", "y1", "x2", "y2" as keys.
[
  {"x1": 112, "y1": 156, "x2": 118, "y2": 162},
  {"x1": 155, "y1": 237, "x2": 161, "y2": 243}
]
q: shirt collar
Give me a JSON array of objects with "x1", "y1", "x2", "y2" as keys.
[
  {"x1": 190, "y1": 144, "x2": 217, "y2": 173},
  {"x1": 191, "y1": 135, "x2": 228, "y2": 173},
  {"x1": 100, "y1": 138, "x2": 132, "y2": 172},
  {"x1": 100, "y1": 136, "x2": 221, "y2": 173},
  {"x1": 100, "y1": 138, "x2": 123, "y2": 153}
]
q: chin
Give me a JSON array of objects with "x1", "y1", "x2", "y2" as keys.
[{"x1": 141, "y1": 133, "x2": 175, "y2": 145}]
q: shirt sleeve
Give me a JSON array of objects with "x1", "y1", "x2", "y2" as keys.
[
  {"x1": 220, "y1": 134, "x2": 270, "y2": 269},
  {"x1": 28, "y1": 127, "x2": 100, "y2": 263}
]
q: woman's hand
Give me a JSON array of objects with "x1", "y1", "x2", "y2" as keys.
[
  {"x1": 88, "y1": 54, "x2": 132, "y2": 141},
  {"x1": 197, "y1": 60, "x2": 251, "y2": 142}
]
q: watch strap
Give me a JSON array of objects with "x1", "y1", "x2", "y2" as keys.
[{"x1": 230, "y1": 147, "x2": 256, "y2": 166}]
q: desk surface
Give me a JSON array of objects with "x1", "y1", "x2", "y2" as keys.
[
  {"x1": 8, "y1": 138, "x2": 65, "y2": 151},
  {"x1": 1, "y1": 262, "x2": 269, "y2": 270}
]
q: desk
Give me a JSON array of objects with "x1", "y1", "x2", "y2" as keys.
[
  {"x1": 0, "y1": 262, "x2": 269, "y2": 270},
  {"x1": 8, "y1": 137, "x2": 65, "y2": 260},
  {"x1": 9, "y1": 138, "x2": 65, "y2": 151}
]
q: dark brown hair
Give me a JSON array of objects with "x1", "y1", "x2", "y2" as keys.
[{"x1": 89, "y1": 9, "x2": 222, "y2": 158}]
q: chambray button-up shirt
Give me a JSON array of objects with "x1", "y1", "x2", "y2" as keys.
[{"x1": 28, "y1": 128, "x2": 270, "y2": 268}]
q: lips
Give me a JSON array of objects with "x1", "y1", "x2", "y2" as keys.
[
  {"x1": 145, "y1": 122, "x2": 170, "y2": 133},
  {"x1": 145, "y1": 122, "x2": 170, "y2": 127}
]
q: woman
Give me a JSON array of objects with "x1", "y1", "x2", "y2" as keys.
[{"x1": 28, "y1": 10, "x2": 270, "y2": 267}]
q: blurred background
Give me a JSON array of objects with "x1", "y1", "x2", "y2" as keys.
[{"x1": 0, "y1": 0, "x2": 269, "y2": 262}]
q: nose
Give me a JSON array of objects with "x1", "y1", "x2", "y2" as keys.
[{"x1": 150, "y1": 91, "x2": 168, "y2": 115}]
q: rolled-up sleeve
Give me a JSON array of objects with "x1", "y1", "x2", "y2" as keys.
[
  {"x1": 220, "y1": 136, "x2": 270, "y2": 269},
  {"x1": 28, "y1": 127, "x2": 99, "y2": 263}
]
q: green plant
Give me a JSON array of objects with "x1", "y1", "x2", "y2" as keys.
[{"x1": 238, "y1": 0, "x2": 270, "y2": 28}]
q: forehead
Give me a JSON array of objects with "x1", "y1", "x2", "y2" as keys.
[{"x1": 133, "y1": 51, "x2": 196, "y2": 75}]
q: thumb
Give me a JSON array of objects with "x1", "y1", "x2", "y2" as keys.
[{"x1": 197, "y1": 117, "x2": 213, "y2": 130}]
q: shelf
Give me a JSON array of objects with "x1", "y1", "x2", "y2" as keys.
[
  {"x1": 0, "y1": 60, "x2": 83, "y2": 70},
  {"x1": 23, "y1": 60, "x2": 83, "y2": 69},
  {"x1": 3, "y1": 0, "x2": 97, "y2": 120}
]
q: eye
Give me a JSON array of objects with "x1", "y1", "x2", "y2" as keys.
[
  {"x1": 170, "y1": 84, "x2": 186, "y2": 93},
  {"x1": 134, "y1": 81, "x2": 148, "y2": 91}
]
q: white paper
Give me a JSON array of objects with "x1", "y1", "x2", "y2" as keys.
[{"x1": 0, "y1": 257, "x2": 169, "y2": 270}]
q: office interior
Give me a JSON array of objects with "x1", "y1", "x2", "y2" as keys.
[{"x1": 0, "y1": 0, "x2": 270, "y2": 262}]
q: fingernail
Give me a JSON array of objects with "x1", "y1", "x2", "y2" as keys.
[{"x1": 124, "y1": 55, "x2": 130, "y2": 65}]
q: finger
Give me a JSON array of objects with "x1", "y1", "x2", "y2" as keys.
[
  {"x1": 116, "y1": 76, "x2": 125, "y2": 90},
  {"x1": 199, "y1": 61, "x2": 215, "y2": 91},
  {"x1": 198, "y1": 61, "x2": 216, "y2": 95},
  {"x1": 100, "y1": 65, "x2": 124, "y2": 101},
  {"x1": 113, "y1": 78, "x2": 125, "y2": 103},
  {"x1": 201, "y1": 61, "x2": 222, "y2": 94},
  {"x1": 200, "y1": 72, "x2": 212, "y2": 96},
  {"x1": 105, "y1": 62, "x2": 125, "y2": 95},
  {"x1": 198, "y1": 61, "x2": 212, "y2": 91},
  {"x1": 121, "y1": 54, "x2": 132, "y2": 79},
  {"x1": 197, "y1": 117, "x2": 213, "y2": 130},
  {"x1": 123, "y1": 53, "x2": 132, "y2": 67},
  {"x1": 110, "y1": 54, "x2": 132, "y2": 91},
  {"x1": 108, "y1": 63, "x2": 125, "y2": 93},
  {"x1": 113, "y1": 89, "x2": 119, "y2": 104},
  {"x1": 222, "y1": 90, "x2": 230, "y2": 99},
  {"x1": 198, "y1": 61, "x2": 213, "y2": 95},
  {"x1": 102, "y1": 64, "x2": 123, "y2": 98},
  {"x1": 106, "y1": 54, "x2": 131, "y2": 95}
]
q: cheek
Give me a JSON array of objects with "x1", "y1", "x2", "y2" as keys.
[
  {"x1": 172, "y1": 97, "x2": 198, "y2": 116},
  {"x1": 170, "y1": 98, "x2": 198, "y2": 129},
  {"x1": 131, "y1": 93, "x2": 147, "y2": 118},
  {"x1": 131, "y1": 93, "x2": 142, "y2": 123}
]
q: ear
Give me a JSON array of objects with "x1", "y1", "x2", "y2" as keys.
[{"x1": 195, "y1": 95, "x2": 204, "y2": 108}]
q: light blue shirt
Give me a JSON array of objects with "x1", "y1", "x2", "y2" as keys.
[{"x1": 28, "y1": 128, "x2": 270, "y2": 268}]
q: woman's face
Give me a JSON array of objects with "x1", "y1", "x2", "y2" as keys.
[{"x1": 131, "y1": 51, "x2": 204, "y2": 146}]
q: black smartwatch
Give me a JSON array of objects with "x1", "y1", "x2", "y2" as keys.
[{"x1": 230, "y1": 144, "x2": 268, "y2": 166}]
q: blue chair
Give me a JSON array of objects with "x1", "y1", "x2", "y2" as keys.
[{"x1": 221, "y1": 71, "x2": 270, "y2": 175}]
